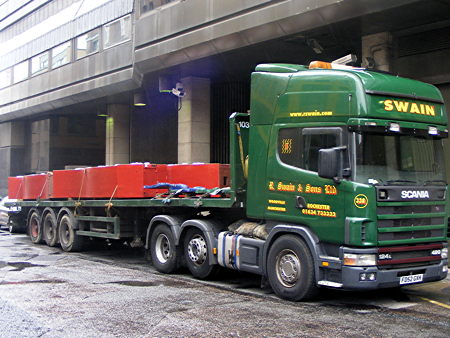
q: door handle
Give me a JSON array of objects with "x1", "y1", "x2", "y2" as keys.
[{"x1": 295, "y1": 195, "x2": 306, "y2": 209}]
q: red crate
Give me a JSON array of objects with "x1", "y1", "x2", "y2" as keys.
[
  {"x1": 53, "y1": 169, "x2": 87, "y2": 199},
  {"x1": 167, "y1": 163, "x2": 230, "y2": 189},
  {"x1": 23, "y1": 173, "x2": 52, "y2": 200},
  {"x1": 84, "y1": 166, "x2": 118, "y2": 199},
  {"x1": 143, "y1": 164, "x2": 168, "y2": 197},
  {"x1": 8, "y1": 176, "x2": 24, "y2": 199},
  {"x1": 83, "y1": 163, "x2": 164, "y2": 199}
]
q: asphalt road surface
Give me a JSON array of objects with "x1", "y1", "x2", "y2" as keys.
[{"x1": 0, "y1": 230, "x2": 449, "y2": 337}]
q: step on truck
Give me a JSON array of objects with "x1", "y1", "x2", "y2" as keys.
[{"x1": 7, "y1": 61, "x2": 449, "y2": 301}]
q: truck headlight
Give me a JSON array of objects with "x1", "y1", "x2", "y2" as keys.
[
  {"x1": 442, "y1": 248, "x2": 448, "y2": 259},
  {"x1": 343, "y1": 253, "x2": 376, "y2": 266}
]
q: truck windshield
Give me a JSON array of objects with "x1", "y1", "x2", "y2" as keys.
[{"x1": 353, "y1": 131, "x2": 447, "y2": 186}]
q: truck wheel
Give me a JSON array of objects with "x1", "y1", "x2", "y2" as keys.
[
  {"x1": 150, "y1": 224, "x2": 180, "y2": 273},
  {"x1": 29, "y1": 211, "x2": 43, "y2": 244},
  {"x1": 184, "y1": 228, "x2": 218, "y2": 279},
  {"x1": 9, "y1": 223, "x2": 18, "y2": 233},
  {"x1": 267, "y1": 235, "x2": 318, "y2": 301},
  {"x1": 58, "y1": 214, "x2": 84, "y2": 252},
  {"x1": 43, "y1": 212, "x2": 58, "y2": 247}
]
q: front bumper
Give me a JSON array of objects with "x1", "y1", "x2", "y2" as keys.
[{"x1": 340, "y1": 260, "x2": 448, "y2": 290}]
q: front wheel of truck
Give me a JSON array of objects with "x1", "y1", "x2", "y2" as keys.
[
  {"x1": 184, "y1": 228, "x2": 219, "y2": 279},
  {"x1": 267, "y1": 235, "x2": 318, "y2": 301}
]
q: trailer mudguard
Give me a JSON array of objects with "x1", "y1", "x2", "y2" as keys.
[
  {"x1": 262, "y1": 224, "x2": 322, "y2": 281},
  {"x1": 145, "y1": 215, "x2": 185, "y2": 249},
  {"x1": 180, "y1": 219, "x2": 226, "y2": 265}
]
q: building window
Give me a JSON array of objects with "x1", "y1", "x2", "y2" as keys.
[
  {"x1": 31, "y1": 52, "x2": 49, "y2": 76},
  {"x1": 103, "y1": 15, "x2": 131, "y2": 49},
  {"x1": 52, "y1": 41, "x2": 71, "y2": 68},
  {"x1": 0, "y1": 68, "x2": 12, "y2": 89},
  {"x1": 13, "y1": 60, "x2": 29, "y2": 83},
  {"x1": 76, "y1": 29, "x2": 100, "y2": 59},
  {"x1": 141, "y1": 0, "x2": 178, "y2": 14}
]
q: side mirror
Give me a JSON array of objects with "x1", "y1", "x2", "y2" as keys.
[{"x1": 318, "y1": 148, "x2": 339, "y2": 179}]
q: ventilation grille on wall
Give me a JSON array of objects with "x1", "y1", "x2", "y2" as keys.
[
  {"x1": 398, "y1": 26, "x2": 450, "y2": 57},
  {"x1": 211, "y1": 82, "x2": 250, "y2": 164}
]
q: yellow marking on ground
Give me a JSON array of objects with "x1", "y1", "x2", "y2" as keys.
[{"x1": 420, "y1": 297, "x2": 450, "y2": 310}]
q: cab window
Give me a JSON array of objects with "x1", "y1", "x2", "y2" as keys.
[{"x1": 278, "y1": 127, "x2": 341, "y2": 172}]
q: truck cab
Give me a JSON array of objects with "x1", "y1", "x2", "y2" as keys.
[{"x1": 241, "y1": 62, "x2": 448, "y2": 298}]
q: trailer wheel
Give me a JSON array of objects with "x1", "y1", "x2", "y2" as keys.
[
  {"x1": 150, "y1": 224, "x2": 180, "y2": 273},
  {"x1": 8, "y1": 223, "x2": 16, "y2": 233},
  {"x1": 43, "y1": 211, "x2": 58, "y2": 247},
  {"x1": 28, "y1": 211, "x2": 43, "y2": 244},
  {"x1": 58, "y1": 214, "x2": 84, "y2": 252},
  {"x1": 184, "y1": 228, "x2": 218, "y2": 279},
  {"x1": 267, "y1": 235, "x2": 318, "y2": 301},
  {"x1": 9, "y1": 222, "x2": 21, "y2": 234}
]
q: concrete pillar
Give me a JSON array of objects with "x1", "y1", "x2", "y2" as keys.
[
  {"x1": 362, "y1": 32, "x2": 393, "y2": 72},
  {"x1": 30, "y1": 119, "x2": 50, "y2": 172},
  {"x1": 0, "y1": 121, "x2": 25, "y2": 196},
  {"x1": 178, "y1": 77, "x2": 210, "y2": 163},
  {"x1": 106, "y1": 104, "x2": 130, "y2": 165}
]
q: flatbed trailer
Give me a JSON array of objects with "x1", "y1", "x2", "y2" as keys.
[{"x1": 8, "y1": 61, "x2": 449, "y2": 301}]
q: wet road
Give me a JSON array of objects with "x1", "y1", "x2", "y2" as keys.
[{"x1": 0, "y1": 230, "x2": 449, "y2": 337}]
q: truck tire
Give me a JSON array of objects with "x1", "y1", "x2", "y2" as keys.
[
  {"x1": 28, "y1": 211, "x2": 43, "y2": 244},
  {"x1": 150, "y1": 224, "x2": 181, "y2": 273},
  {"x1": 9, "y1": 223, "x2": 20, "y2": 234},
  {"x1": 184, "y1": 228, "x2": 219, "y2": 279},
  {"x1": 58, "y1": 214, "x2": 85, "y2": 252},
  {"x1": 267, "y1": 235, "x2": 318, "y2": 301},
  {"x1": 8, "y1": 223, "x2": 16, "y2": 233},
  {"x1": 42, "y1": 211, "x2": 58, "y2": 247}
]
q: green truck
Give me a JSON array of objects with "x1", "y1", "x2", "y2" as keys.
[{"x1": 8, "y1": 61, "x2": 449, "y2": 301}]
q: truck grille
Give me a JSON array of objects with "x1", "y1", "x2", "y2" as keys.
[
  {"x1": 377, "y1": 203, "x2": 446, "y2": 245},
  {"x1": 375, "y1": 187, "x2": 446, "y2": 269},
  {"x1": 377, "y1": 243, "x2": 443, "y2": 270}
]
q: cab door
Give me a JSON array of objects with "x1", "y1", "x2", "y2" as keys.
[{"x1": 265, "y1": 125, "x2": 348, "y2": 244}]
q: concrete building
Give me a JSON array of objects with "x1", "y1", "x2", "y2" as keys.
[{"x1": 1, "y1": 0, "x2": 450, "y2": 196}]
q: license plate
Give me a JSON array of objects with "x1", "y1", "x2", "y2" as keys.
[{"x1": 399, "y1": 274, "x2": 423, "y2": 285}]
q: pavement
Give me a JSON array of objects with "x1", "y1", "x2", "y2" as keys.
[{"x1": 0, "y1": 231, "x2": 449, "y2": 337}]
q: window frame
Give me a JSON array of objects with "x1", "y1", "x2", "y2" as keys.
[
  {"x1": 51, "y1": 41, "x2": 72, "y2": 69},
  {"x1": 103, "y1": 14, "x2": 131, "y2": 50},
  {"x1": 31, "y1": 51, "x2": 49, "y2": 77},
  {"x1": 0, "y1": 68, "x2": 12, "y2": 89},
  {"x1": 12, "y1": 60, "x2": 29, "y2": 84},
  {"x1": 75, "y1": 28, "x2": 101, "y2": 60},
  {"x1": 277, "y1": 126, "x2": 345, "y2": 173}
]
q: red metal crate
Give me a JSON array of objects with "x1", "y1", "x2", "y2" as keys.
[
  {"x1": 23, "y1": 173, "x2": 52, "y2": 200},
  {"x1": 83, "y1": 163, "x2": 165, "y2": 199},
  {"x1": 167, "y1": 164, "x2": 230, "y2": 189},
  {"x1": 53, "y1": 169, "x2": 87, "y2": 199},
  {"x1": 143, "y1": 164, "x2": 168, "y2": 197},
  {"x1": 8, "y1": 176, "x2": 24, "y2": 199},
  {"x1": 84, "y1": 166, "x2": 118, "y2": 199}
]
